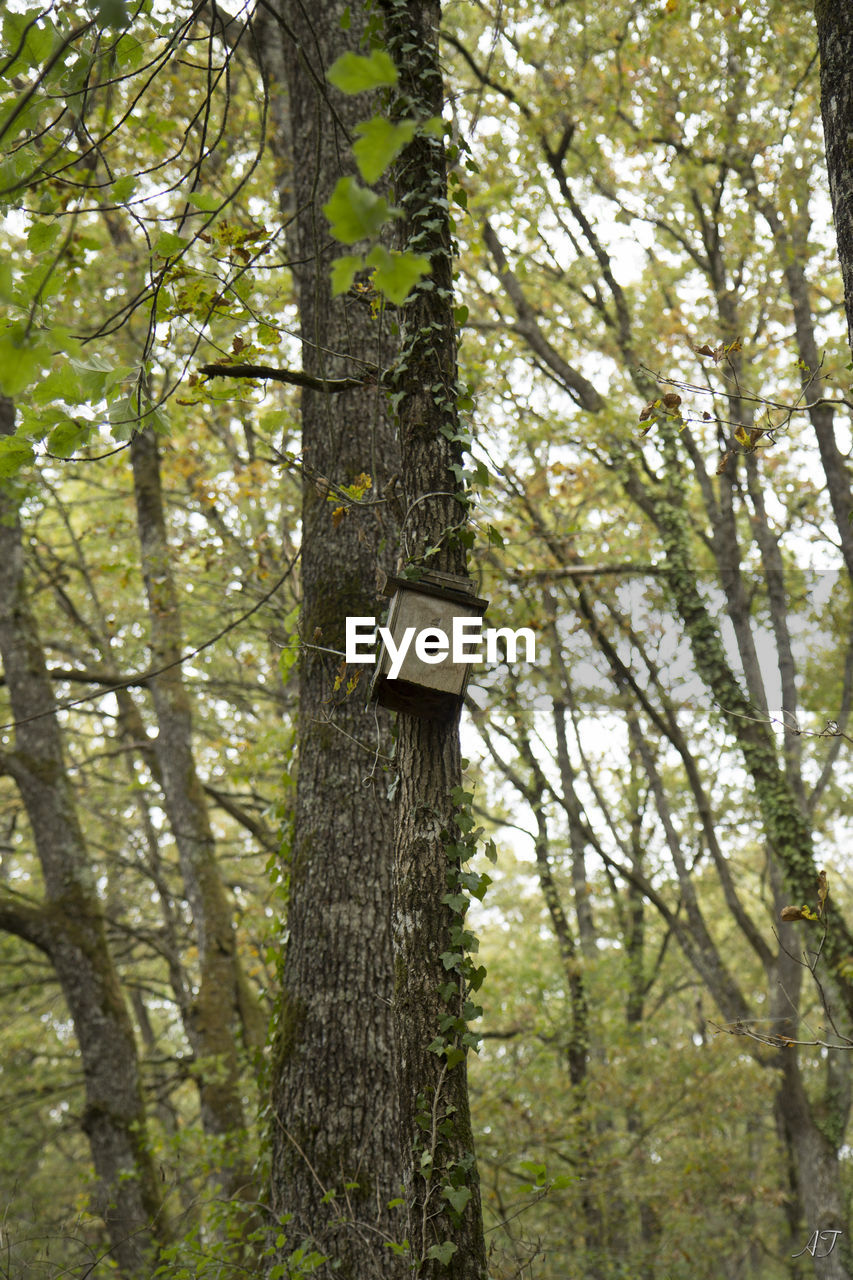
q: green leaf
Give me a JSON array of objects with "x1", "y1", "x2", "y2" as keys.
[
  {"x1": 113, "y1": 32, "x2": 144, "y2": 70},
  {"x1": 0, "y1": 326, "x2": 52, "y2": 396},
  {"x1": 107, "y1": 397, "x2": 139, "y2": 439},
  {"x1": 443, "y1": 1186, "x2": 471, "y2": 1215},
  {"x1": 4, "y1": 11, "x2": 54, "y2": 71},
  {"x1": 426, "y1": 1241, "x2": 458, "y2": 1266},
  {"x1": 0, "y1": 433, "x2": 34, "y2": 478},
  {"x1": 353, "y1": 117, "x2": 417, "y2": 183},
  {"x1": 60, "y1": 50, "x2": 96, "y2": 97},
  {"x1": 47, "y1": 417, "x2": 91, "y2": 458},
  {"x1": 153, "y1": 231, "x2": 190, "y2": 257},
  {"x1": 442, "y1": 892, "x2": 468, "y2": 914},
  {"x1": 185, "y1": 190, "x2": 220, "y2": 212},
  {"x1": 326, "y1": 49, "x2": 398, "y2": 94},
  {"x1": 110, "y1": 174, "x2": 137, "y2": 204},
  {"x1": 93, "y1": 0, "x2": 129, "y2": 28},
  {"x1": 62, "y1": 353, "x2": 117, "y2": 401},
  {"x1": 330, "y1": 253, "x2": 363, "y2": 296},
  {"x1": 324, "y1": 178, "x2": 396, "y2": 246},
  {"x1": 519, "y1": 1160, "x2": 548, "y2": 1185},
  {"x1": 365, "y1": 244, "x2": 430, "y2": 305},
  {"x1": 470, "y1": 871, "x2": 492, "y2": 901},
  {"x1": 27, "y1": 221, "x2": 61, "y2": 254},
  {"x1": 384, "y1": 1240, "x2": 410, "y2": 1256}
]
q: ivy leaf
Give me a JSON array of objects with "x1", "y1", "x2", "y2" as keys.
[
  {"x1": 365, "y1": 244, "x2": 430, "y2": 305},
  {"x1": 442, "y1": 892, "x2": 469, "y2": 914},
  {"x1": 353, "y1": 117, "x2": 417, "y2": 183},
  {"x1": 426, "y1": 1242, "x2": 458, "y2": 1266},
  {"x1": 470, "y1": 871, "x2": 492, "y2": 901},
  {"x1": 442, "y1": 1186, "x2": 471, "y2": 1215},
  {"x1": 326, "y1": 49, "x2": 398, "y2": 94},
  {"x1": 323, "y1": 177, "x2": 396, "y2": 245}
]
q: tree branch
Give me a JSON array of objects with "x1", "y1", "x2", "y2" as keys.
[
  {"x1": 199, "y1": 362, "x2": 372, "y2": 392},
  {"x1": 203, "y1": 784, "x2": 280, "y2": 853},
  {"x1": 481, "y1": 220, "x2": 604, "y2": 411},
  {"x1": 0, "y1": 888, "x2": 54, "y2": 955}
]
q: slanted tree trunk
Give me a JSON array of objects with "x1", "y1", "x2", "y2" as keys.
[
  {"x1": 251, "y1": 3, "x2": 405, "y2": 1273},
  {"x1": 0, "y1": 398, "x2": 163, "y2": 1275},
  {"x1": 382, "y1": 1, "x2": 488, "y2": 1274},
  {"x1": 130, "y1": 426, "x2": 264, "y2": 1201},
  {"x1": 815, "y1": 0, "x2": 853, "y2": 356}
]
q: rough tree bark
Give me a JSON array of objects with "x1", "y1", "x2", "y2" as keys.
[
  {"x1": 381, "y1": 0, "x2": 488, "y2": 1274},
  {"x1": 0, "y1": 398, "x2": 164, "y2": 1275},
  {"x1": 815, "y1": 0, "x2": 853, "y2": 357},
  {"x1": 249, "y1": 3, "x2": 405, "y2": 1274}
]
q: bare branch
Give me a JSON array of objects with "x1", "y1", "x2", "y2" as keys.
[{"x1": 199, "y1": 362, "x2": 372, "y2": 391}]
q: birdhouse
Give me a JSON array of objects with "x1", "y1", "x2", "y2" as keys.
[{"x1": 370, "y1": 570, "x2": 489, "y2": 721}]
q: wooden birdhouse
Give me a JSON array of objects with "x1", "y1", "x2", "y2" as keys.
[{"x1": 370, "y1": 570, "x2": 489, "y2": 721}]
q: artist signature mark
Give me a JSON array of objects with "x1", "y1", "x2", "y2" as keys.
[{"x1": 792, "y1": 1229, "x2": 843, "y2": 1259}]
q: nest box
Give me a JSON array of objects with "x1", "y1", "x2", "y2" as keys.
[{"x1": 370, "y1": 570, "x2": 489, "y2": 721}]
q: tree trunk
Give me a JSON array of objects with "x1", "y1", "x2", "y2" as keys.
[
  {"x1": 0, "y1": 397, "x2": 163, "y2": 1275},
  {"x1": 815, "y1": 0, "x2": 853, "y2": 358},
  {"x1": 622, "y1": 433, "x2": 853, "y2": 1020},
  {"x1": 251, "y1": 4, "x2": 405, "y2": 1273},
  {"x1": 776, "y1": 1054, "x2": 852, "y2": 1280},
  {"x1": 130, "y1": 426, "x2": 263, "y2": 1203},
  {"x1": 382, "y1": 1, "x2": 488, "y2": 1274}
]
